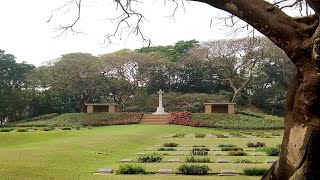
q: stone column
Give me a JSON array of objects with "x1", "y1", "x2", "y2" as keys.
[{"x1": 153, "y1": 89, "x2": 168, "y2": 114}]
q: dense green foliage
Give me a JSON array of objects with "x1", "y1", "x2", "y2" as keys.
[
  {"x1": 185, "y1": 156, "x2": 210, "y2": 163},
  {"x1": 0, "y1": 49, "x2": 35, "y2": 125},
  {"x1": 177, "y1": 164, "x2": 210, "y2": 175},
  {"x1": 138, "y1": 153, "x2": 163, "y2": 163},
  {"x1": 163, "y1": 142, "x2": 179, "y2": 147},
  {"x1": 243, "y1": 168, "x2": 269, "y2": 176},
  {"x1": 117, "y1": 164, "x2": 146, "y2": 174},
  {"x1": 228, "y1": 151, "x2": 248, "y2": 156}
]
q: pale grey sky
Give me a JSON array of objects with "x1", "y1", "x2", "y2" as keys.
[{"x1": 0, "y1": 0, "x2": 247, "y2": 66}]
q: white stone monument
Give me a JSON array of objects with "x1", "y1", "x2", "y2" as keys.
[{"x1": 153, "y1": 89, "x2": 168, "y2": 114}]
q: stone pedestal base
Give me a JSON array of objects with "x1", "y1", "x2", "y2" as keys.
[{"x1": 153, "y1": 107, "x2": 168, "y2": 114}]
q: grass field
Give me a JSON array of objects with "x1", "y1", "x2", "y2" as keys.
[{"x1": 0, "y1": 124, "x2": 282, "y2": 180}]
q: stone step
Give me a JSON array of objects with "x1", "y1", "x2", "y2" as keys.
[{"x1": 140, "y1": 114, "x2": 170, "y2": 124}]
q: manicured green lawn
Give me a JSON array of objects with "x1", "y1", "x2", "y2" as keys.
[{"x1": 0, "y1": 124, "x2": 282, "y2": 180}]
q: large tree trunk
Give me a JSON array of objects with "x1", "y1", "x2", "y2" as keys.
[{"x1": 263, "y1": 44, "x2": 320, "y2": 179}]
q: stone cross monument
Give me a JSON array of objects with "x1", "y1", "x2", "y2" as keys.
[{"x1": 153, "y1": 89, "x2": 168, "y2": 114}]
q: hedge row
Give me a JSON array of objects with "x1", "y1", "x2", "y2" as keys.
[
  {"x1": 8, "y1": 112, "x2": 142, "y2": 127},
  {"x1": 169, "y1": 112, "x2": 284, "y2": 130}
]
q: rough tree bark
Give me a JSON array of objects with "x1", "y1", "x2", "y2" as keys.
[{"x1": 189, "y1": 0, "x2": 320, "y2": 179}]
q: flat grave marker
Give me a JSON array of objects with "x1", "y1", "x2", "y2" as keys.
[
  {"x1": 174, "y1": 152, "x2": 184, "y2": 156},
  {"x1": 97, "y1": 168, "x2": 113, "y2": 174},
  {"x1": 168, "y1": 159, "x2": 179, "y2": 162},
  {"x1": 218, "y1": 169, "x2": 239, "y2": 176},
  {"x1": 265, "y1": 159, "x2": 276, "y2": 163},
  {"x1": 178, "y1": 147, "x2": 187, "y2": 151},
  {"x1": 217, "y1": 159, "x2": 229, "y2": 163},
  {"x1": 158, "y1": 169, "x2": 173, "y2": 174},
  {"x1": 120, "y1": 159, "x2": 132, "y2": 163}
]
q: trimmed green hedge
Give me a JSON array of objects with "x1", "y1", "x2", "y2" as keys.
[
  {"x1": 191, "y1": 113, "x2": 284, "y2": 130},
  {"x1": 10, "y1": 112, "x2": 142, "y2": 127}
]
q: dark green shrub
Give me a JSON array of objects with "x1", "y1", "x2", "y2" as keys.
[
  {"x1": 61, "y1": 127, "x2": 72, "y2": 130},
  {"x1": 190, "y1": 148, "x2": 209, "y2": 156},
  {"x1": 178, "y1": 164, "x2": 210, "y2": 175},
  {"x1": 138, "y1": 153, "x2": 163, "y2": 163},
  {"x1": 117, "y1": 164, "x2": 146, "y2": 174},
  {"x1": 228, "y1": 151, "x2": 248, "y2": 156},
  {"x1": 233, "y1": 159, "x2": 254, "y2": 163},
  {"x1": 247, "y1": 141, "x2": 265, "y2": 147},
  {"x1": 172, "y1": 133, "x2": 185, "y2": 138},
  {"x1": 0, "y1": 128, "x2": 13, "y2": 132},
  {"x1": 218, "y1": 144, "x2": 237, "y2": 147},
  {"x1": 221, "y1": 147, "x2": 243, "y2": 151},
  {"x1": 215, "y1": 134, "x2": 229, "y2": 138},
  {"x1": 185, "y1": 156, "x2": 210, "y2": 163},
  {"x1": 16, "y1": 128, "x2": 28, "y2": 132},
  {"x1": 195, "y1": 133, "x2": 206, "y2": 138},
  {"x1": 163, "y1": 142, "x2": 179, "y2": 147},
  {"x1": 243, "y1": 168, "x2": 269, "y2": 176},
  {"x1": 265, "y1": 147, "x2": 280, "y2": 156},
  {"x1": 158, "y1": 147, "x2": 176, "y2": 151},
  {"x1": 192, "y1": 145, "x2": 206, "y2": 147}
]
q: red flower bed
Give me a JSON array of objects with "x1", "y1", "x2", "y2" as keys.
[{"x1": 169, "y1": 112, "x2": 213, "y2": 127}]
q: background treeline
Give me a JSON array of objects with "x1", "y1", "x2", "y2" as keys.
[{"x1": 0, "y1": 37, "x2": 295, "y2": 125}]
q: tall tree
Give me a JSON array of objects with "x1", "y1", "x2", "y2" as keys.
[
  {"x1": 48, "y1": 53, "x2": 102, "y2": 112},
  {"x1": 0, "y1": 49, "x2": 34, "y2": 125},
  {"x1": 51, "y1": 0, "x2": 320, "y2": 178}
]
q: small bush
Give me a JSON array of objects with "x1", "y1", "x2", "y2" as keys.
[
  {"x1": 73, "y1": 124, "x2": 81, "y2": 130},
  {"x1": 43, "y1": 126, "x2": 54, "y2": 131},
  {"x1": 61, "y1": 127, "x2": 72, "y2": 130},
  {"x1": 195, "y1": 133, "x2": 206, "y2": 138},
  {"x1": 228, "y1": 151, "x2": 248, "y2": 156},
  {"x1": 185, "y1": 156, "x2": 210, "y2": 163},
  {"x1": 221, "y1": 147, "x2": 243, "y2": 151},
  {"x1": 178, "y1": 164, "x2": 210, "y2": 175},
  {"x1": 192, "y1": 145, "x2": 206, "y2": 147},
  {"x1": 255, "y1": 147, "x2": 268, "y2": 152},
  {"x1": 117, "y1": 164, "x2": 146, "y2": 174},
  {"x1": 243, "y1": 168, "x2": 269, "y2": 176},
  {"x1": 190, "y1": 148, "x2": 209, "y2": 156},
  {"x1": 247, "y1": 141, "x2": 265, "y2": 148},
  {"x1": 0, "y1": 128, "x2": 13, "y2": 132},
  {"x1": 215, "y1": 134, "x2": 229, "y2": 138},
  {"x1": 229, "y1": 132, "x2": 242, "y2": 137},
  {"x1": 265, "y1": 147, "x2": 280, "y2": 156},
  {"x1": 16, "y1": 128, "x2": 28, "y2": 132},
  {"x1": 172, "y1": 133, "x2": 185, "y2": 138},
  {"x1": 218, "y1": 144, "x2": 237, "y2": 147},
  {"x1": 271, "y1": 133, "x2": 281, "y2": 136},
  {"x1": 163, "y1": 142, "x2": 179, "y2": 147},
  {"x1": 233, "y1": 159, "x2": 254, "y2": 163},
  {"x1": 158, "y1": 147, "x2": 176, "y2": 151},
  {"x1": 138, "y1": 153, "x2": 163, "y2": 163}
]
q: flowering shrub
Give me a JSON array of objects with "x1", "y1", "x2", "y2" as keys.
[
  {"x1": 190, "y1": 148, "x2": 210, "y2": 156},
  {"x1": 169, "y1": 112, "x2": 212, "y2": 127}
]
